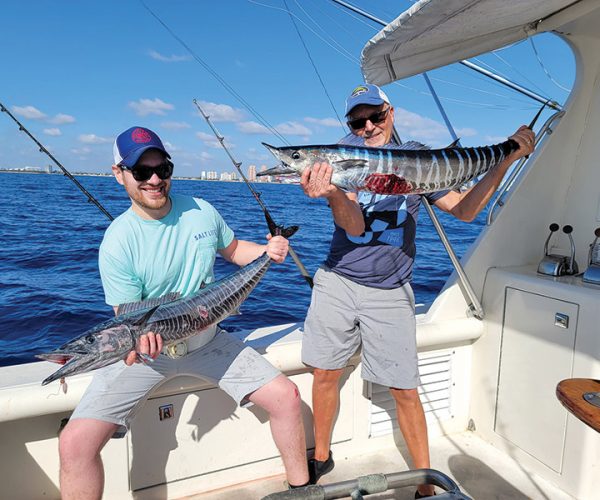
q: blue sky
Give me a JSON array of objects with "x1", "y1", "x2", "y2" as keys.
[{"x1": 0, "y1": 0, "x2": 575, "y2": 177}]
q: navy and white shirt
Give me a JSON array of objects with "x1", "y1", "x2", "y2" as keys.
[{"x1": 324, "y1": 133, "x2": 449, "y2": 289}]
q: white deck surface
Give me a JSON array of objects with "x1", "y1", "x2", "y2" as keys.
[{"x1": 186, "y1": 431, "x2": 574, "y2": 499}]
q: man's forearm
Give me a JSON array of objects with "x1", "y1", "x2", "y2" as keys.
[{"x1": 328, "y1": 191, "x2": 365, "y2": 236}]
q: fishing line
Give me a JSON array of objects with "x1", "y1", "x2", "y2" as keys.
[
  {"x1": 0, "y1": 102, "x2": 114, "y2": 221},
  {"x1": 193, "y1": 99, "x2": 314, "y2": 289},
  {"x1": 529, "y1": 38, "x2": 571, "y2": 92},
  {"x1": 283, "y1": 0, "x2": 346, "y2": 132},
  {"x1": 140, "y1": 0, "x2": 289, "y2": 146}
]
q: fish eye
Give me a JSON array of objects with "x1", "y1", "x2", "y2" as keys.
[
  {"x1": 291, "y1": 151, "x2": 301, "y2": 160},
  {"x1": 85, "y1": 334, "x2": 96, "y2": 344}
]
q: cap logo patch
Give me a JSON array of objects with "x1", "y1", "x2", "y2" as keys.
[
  {"x1": 350, "y1": 85, "x2": 369, "y2": 97},
  {"x1": 131, "y1": 128, "x2": 152, "y2": 144}
]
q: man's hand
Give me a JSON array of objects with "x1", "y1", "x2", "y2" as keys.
[
  {"x1": 265, "y1": 234, "x2": 289, "y2": 263},
  {"x1": 301, "y1": 162, "x2": 340, "y2": 199},
  {"x1": 124, "y1": 332, "x2": 163, "y2": 366},
  {"x1": 506, "y1": 125, "x2": 535, "y2": 163}
]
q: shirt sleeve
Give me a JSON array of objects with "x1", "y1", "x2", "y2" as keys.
[
  {"x1": 98, "y1": 243, "x2": 143, "y2": 307},
  {"x1": 212, "y1": 205, "x2": 235, "y2": 250}
]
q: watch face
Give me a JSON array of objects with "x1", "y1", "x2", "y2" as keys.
[{"x1": 167, "y1": 341, "x2": 188, "y2": 358}]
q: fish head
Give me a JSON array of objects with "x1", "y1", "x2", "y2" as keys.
[
  {"x1": 37, "y1": 323, "x2": 136, "y2": 385},
  {"x1": 259, "y1": 143, "x2": 316, "y2": 177}
]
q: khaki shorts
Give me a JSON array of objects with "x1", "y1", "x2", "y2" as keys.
[
  {"x1": 71, "y1": 329, "x2": 280, "y2": 437},
  {"x1": 302, "y1": 267, "x2": 419, "y2": 389}
]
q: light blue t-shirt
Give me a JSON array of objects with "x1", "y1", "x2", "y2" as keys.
[{"x1": 99, "y1": 193, "x2": 234, "y2": 306}]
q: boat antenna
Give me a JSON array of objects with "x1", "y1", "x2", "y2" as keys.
[
  {"x1": 0, "y1": 101, "x2": 114, "y2": 221},
  {"x1": 193, "y1": 99, "x2": 314, "y2": 289}
]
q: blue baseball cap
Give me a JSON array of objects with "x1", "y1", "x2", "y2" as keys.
[
  {"x1": 345, "y1": 84, "x2": 390, "y2": 116},
  {"x1": 113, "y1": 126, "x2": 170, "y2": 168}
]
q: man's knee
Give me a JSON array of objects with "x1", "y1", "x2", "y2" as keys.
[
  {"x1": 59, "y1": 419, "x2": 115, "y2": 465},
  {"x1": 313, "y1": 368, "x2": 344, "y2": 389},
  {"x1": 390, "y1": 387, "x2": 421, "y2": 406},
  {"x1": 251, "y1": 375, "x2": 302, "y2": 415}
]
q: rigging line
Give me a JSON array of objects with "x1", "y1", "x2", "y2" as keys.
[
  {"x1": 193, "y1": 99, "x2": 314, "y2": 289},
  {"x1": 530, "y1": 38, "x2": 571, "y2": 92},
  {"x1": 139, "y1": 1, "x2": 289, "y2": 146},
  {"x1": 429, "y1": 76, "x2": 536, "y2": 104},
  {"x1": 284, "y1": 0, "x2": 346, "y2": 132},
  {"x1": 0, "y1": 101, "x2": 114, "y2": 222},
  {"x1": 490, "y1": 51, "x2": 548, "y2": 96},
  {"x1": 294, "y1": 0, "x2": 366, "y2": 61},
  {"x1": 247, "y1": 0, "x2": 361, "y2": 65}
]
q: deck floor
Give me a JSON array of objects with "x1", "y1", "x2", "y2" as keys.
[{"x1": 186, "y1": 431, "x2": 574, "y2": 499}]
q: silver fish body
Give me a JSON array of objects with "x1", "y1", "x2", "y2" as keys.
[
  {"x1": 37, "y1": 253, "x2": 272, "y2": 385},
  {"x1": 260, "y1": 140, "x2": 520, "y2": 195}
]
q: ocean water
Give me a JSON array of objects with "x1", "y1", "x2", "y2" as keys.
[{"x1": 0, "y1": 172, "x2": 486, "y2": 367}]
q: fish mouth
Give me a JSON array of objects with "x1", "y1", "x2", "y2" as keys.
[
  {"x1": 36, "y1": 351, "x2": 101, "y2": 386},
  {"x1": 256, "y1": 163, "x2": 296, "y2": 176}
]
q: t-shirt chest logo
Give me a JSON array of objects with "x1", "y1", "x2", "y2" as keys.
[{"x1": 347, "y1": 196, "x2": 408, "y2": 247}]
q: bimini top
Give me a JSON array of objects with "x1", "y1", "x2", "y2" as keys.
[{"x1": 361, "y1": 0, "x2": 582, "y2": 85}]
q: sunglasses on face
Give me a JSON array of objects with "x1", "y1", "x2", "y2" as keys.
[
  {"x1": 347, "y1": 107, "x2": 390, "y2": 131},
  {"x1": 126, "y1": 161, "x2": 174, "y2": 182}
]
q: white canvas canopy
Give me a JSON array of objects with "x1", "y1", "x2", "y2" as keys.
[{"x1": 361, "y1": 0, "x2": 582, "y2": 85}]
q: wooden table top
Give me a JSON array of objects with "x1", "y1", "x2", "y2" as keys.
[{"x1": 556, "y1": 378, "x2": 600, "y2": 432}]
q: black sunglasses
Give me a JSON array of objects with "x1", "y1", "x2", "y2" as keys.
[
  {"x1": 125, "y1": 161, "x2": 174, "y2": 182},
  {"x1": 347, "y1": 107, "x2": 390, "y2": 131}
]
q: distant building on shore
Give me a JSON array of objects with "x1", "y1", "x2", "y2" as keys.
[{"x1": 248, "y1": 165, "x2": 256, "y2": 182}]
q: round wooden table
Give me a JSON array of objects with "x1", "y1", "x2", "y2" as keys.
[{"x1": 556, "y1": 378, "x2": 600, "y2": 432}]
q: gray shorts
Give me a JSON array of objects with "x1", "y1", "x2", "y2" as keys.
[
  {"x1": 71, "y1": 329, "x2": 280, "y2": 437},
  {"x1": 302, "y1": 267, "x2": 418, "y2": 389}
]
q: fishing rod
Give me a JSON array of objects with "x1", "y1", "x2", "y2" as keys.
[
  {"x1": 193, "y1": 99, "x2": 314, "y2": 289},
  {"x1": 0, "y1": 101, "x2": 114, "y2": 221}
]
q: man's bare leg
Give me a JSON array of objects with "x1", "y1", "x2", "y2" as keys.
[
  {"x1": 249, "y1": 374, "x2": 309, "y2": 487},
  {"x1": 391, "y1": 387, "x2": 436, "y2": 497},
  {"x1": 59, "y1": 418, "x2": 119, "y2": 500},
  {"x1": 312, "y1": 367, "x2": 344, "y2": 462}
]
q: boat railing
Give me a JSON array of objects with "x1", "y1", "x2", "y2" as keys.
[
  {"x1": 261, "y1": 468, "x2": 472, "y2": 499},
  {"x1": 487, "y1": 110, "x2": 566, "y2": 225}
]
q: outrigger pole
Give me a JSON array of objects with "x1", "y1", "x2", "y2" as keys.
[
  {"x1": 193, "y1": 99, "x2": 314, "y2": 289},
  {"x1": 0, "y1": 101, "x2": 114, "y2": 222}
]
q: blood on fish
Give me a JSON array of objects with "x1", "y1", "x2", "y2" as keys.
[{"x1": 364, "y1": 173, "x2": 413, "y2": 194}]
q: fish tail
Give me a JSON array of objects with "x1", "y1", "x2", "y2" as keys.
[{"x1": 264, "y1": 210, "x2": 299, "y2": 238}]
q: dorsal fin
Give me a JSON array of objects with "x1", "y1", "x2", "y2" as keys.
[
  {"x1": 445, "y1": 138, "x2": 461, "y2": 148},
  {"x1": 116, "y1": 292, "x2": 181, "y2": 316}
]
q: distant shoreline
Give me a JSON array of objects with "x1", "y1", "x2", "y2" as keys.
[{"x1": 0, "y1": 170, "x2": 283, "y2": 183}]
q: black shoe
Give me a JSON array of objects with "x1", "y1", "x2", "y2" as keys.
[
  {"x1": 288, "y1": 481, "x2": 310, "y2": 490},
  {"x1": 308, "y1": 451, "x2": 334, "y2": 484},
  {"x1": 415, "y1": 489, "x2": 436, "y2": 498}
]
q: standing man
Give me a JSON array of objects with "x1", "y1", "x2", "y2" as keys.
[
  {"x1": 58, "y1": 126, "x2": 309, "y2": 499},
  {"x1": 301, "y1": 84, "x2": 534, "y2": 497}
]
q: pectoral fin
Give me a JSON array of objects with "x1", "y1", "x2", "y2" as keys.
[{"x1": 332, "y1": 159, "x2": 369, "y2": 170}]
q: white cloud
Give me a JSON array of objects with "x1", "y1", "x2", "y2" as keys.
[
  {"x1": 305, "y1": 117, "x2": 341, "y2": 127},
  {"x1": 484, "y1": 135, "x2": 507, "y2": 144},
  {"x1": 49, "y1": 113, "x2": 76, "y2": 125},
  {"x1": 393, "y1": 107, "x2": 450, "y2": 144},
  {"x1": 148, "y1": 50, "x2": 191, "y2": 63},
  {"x1": 199, "y1": 151, "x2": 213, "y2": 161},
  {"x1": 456, "y1": 127, "x2": 477, "y2": 138},
  {"x1": 128, "y1": 98, "x2": 174, "y2": 116},
  {"x1": 238, "y1": 121, "x2": 312, "y2": 138},
  {"x1": 78, "y1": 134, "x2": 111, "y2": 144},
  {"x1": 162, "y1": 141, "x2": 179, "y2": 152},
  {"x1": 43, "y1": 128, "x2": 61, "y2": 136},
  {"x1": 12, "y1": 105, "x2": 46, "y2": 120},
  {"x1": 238, "y1": 121, "x2": 269, "y2": 134},
  {"x1": 71, "y1": 146, "x2": 92, "y2": 155},
  {"x1": 196, "y1": 100, "x2": 244, "y2": 122},
  {"x1": 196, "y1": 131, "x2": 232, "y2": 149},
  {"x1": 275, "y1": 121, "x2": 312, "y2": 137},
  {"x1": 161, "y1": 121, "x2": 191, "y2": 129}
]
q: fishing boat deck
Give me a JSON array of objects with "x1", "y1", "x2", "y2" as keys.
[{"x1": 186, "y1": 431, "x2": 573, "y2": 499}]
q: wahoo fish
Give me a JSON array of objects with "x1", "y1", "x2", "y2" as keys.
[
  {"x1": 259, "y1": 139, "x2": 522, "y2": 195},
  {"x1": 37, "y1": 252, "x2": 274, "y2": 385}
]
